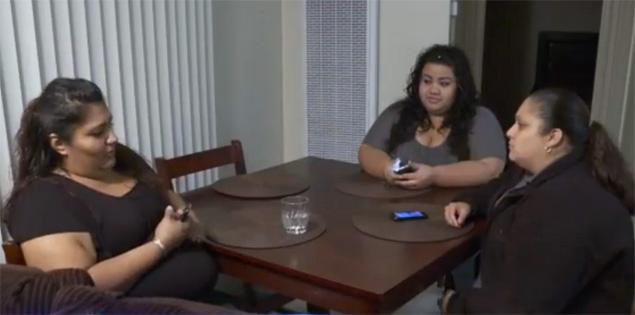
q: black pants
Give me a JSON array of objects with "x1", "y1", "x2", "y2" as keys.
[{"x1": 127, "y1": 241, "x2": 218, "y2": 300}]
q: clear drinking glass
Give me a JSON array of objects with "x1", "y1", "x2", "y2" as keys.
[{"x1": 281, "y1": 195, "x2": 310, "y2": 235}]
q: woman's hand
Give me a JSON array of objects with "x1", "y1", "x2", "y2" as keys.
[
  {"x1": 186, "y1": 210, "x2": 207, "y2": 243},
  {"x1": 393, "y1": 162, "x2": 435, "y2": 190},
  {"x1": 153, "y1": 205, "x2": 191, "y2": 251},
  {"x1": 444, "y1": 202, "x2": 471, "y2": 228},
  {"x1": 383, "y1": 160, "x2": 404, "y2": 185}
]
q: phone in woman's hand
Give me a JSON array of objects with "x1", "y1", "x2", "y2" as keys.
[
  {"x1": 393, "y1": 158, "x2": 415, "y2": 175},
  {"x1": 178, "y1": 204, "x2": 191, "y2": 222}
]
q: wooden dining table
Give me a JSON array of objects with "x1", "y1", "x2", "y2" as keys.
[{"x1": 186, "y1": 157, "x2": 486, "y2": 314}]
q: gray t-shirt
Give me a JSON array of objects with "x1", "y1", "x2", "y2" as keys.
[{"x1": 362, "y1": 102, "x2": 506, "y2": 166}]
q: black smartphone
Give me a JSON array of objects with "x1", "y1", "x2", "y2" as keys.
[
  {"x1": 393, "y1": 159, "x2": 415, "y2": 175},
  {"x1": 392, "y1": 210, "x2": 428, "y2": 221}
]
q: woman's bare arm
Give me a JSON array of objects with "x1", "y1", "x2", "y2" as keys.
[
  {"x1": 20, "y1": 232, "x2": 163, "y2": 292},
  {"x1": 20, "y1": 206, "x2": 189, "y2": 292},
  {"x1": 358, "y1": 144, "x2": 392, "y2": 180}
]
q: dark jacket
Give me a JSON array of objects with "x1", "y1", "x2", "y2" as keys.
[{"x1": 448, "y1": 150, "x2": 634, "y2": 314}]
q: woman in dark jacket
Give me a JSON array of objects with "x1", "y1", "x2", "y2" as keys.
[{"x1": 442, "y1": 88, "x2": 634, "y2": 313}]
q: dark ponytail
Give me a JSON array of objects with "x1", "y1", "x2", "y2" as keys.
[
  {"x1": 16, "y1": 97, "x2": 60, "y2": 182},
  {"x1": 586, "y1": 122, "x2": 634, "y2": 213},
  {"x1": 2, "y1": 97, "x2": 56, "y2": 220},
  {"x1": 531, "y1": 88, "x2": 634, "y2": 214}
]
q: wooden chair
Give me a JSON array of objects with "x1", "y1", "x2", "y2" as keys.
[
  {"x1": 154, "y1": 140, "x2": 246, "y2": 191},
  {"x1": 154, "y1": 140, "x2": 292, "y2": 312},
  {"x1": 2, "y1": 240, "x2": 25, "y2": 265}
]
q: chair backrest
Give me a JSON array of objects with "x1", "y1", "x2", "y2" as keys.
[
  {"x1": 2, "y1": 240, "x2": 25, "y2": 265},
  {"x1": 154, "y1": 140, "x2": 246, "y2": 190}
]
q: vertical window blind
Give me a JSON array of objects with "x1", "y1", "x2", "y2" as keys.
[
  {"x1": 0, "y1": 0, "x2": 217, "y2": 241},
  {"x1": 306, "y1": 0, "x2": 370, "y2": 163}
]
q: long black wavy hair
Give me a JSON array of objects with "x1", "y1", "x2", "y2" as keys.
[
  {"x1": 3, "y1": 78, "x2": 163, "y2": 221},
  {"x1": 387, "y1": 45, "x2": 479, "y2": 160}
]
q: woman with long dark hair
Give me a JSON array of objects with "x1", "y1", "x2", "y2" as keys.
[
  {"x1": 443, "y1": 88, "x2": 634, "y2": 313},
  {"x1": 359, "y1": 45, "x2": 506, "y2": 189},
  {"x1": 3, "y1": 78, "x2": 217, "y2": 299}
]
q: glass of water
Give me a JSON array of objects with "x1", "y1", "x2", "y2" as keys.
[{"x1": 281, "y1": 195, "x2": 310, "y2": 235}]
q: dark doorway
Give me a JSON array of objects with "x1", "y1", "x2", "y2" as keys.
[
  {"x1": 480, "y1": 0, "x2": 603, "y2": 130},
  {"x1": 533, "y1": 31, "x2": 599, "y2": 105}
]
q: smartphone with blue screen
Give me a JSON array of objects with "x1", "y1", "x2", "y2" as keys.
[{"x1": 392, "y1": 210, "x2": 428, "y2": 221}]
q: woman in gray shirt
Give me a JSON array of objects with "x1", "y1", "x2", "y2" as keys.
[{"x1": 359, "y1": 45, "x2": 506, "y2": 189}]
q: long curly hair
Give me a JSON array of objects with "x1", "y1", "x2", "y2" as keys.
[{"x1": 387, "y1": 45, "x2": 479, "y2": 160}]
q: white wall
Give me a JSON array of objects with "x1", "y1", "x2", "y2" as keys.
[
  {"x1": 213, "y1": 0, "x2": 284, "y2": 173},
  {"x1": 378, "y1": 0, "x2": 451, "y2": 112},
  {"x1": 282, "y1": 0, "x2": 307, "y2": 162},
  {"x1": 591, "y1": 0, "x2": 635, "y2": 174},
  {"x1": 624, "y1": 80, "x2": 634, "y2": 172}
]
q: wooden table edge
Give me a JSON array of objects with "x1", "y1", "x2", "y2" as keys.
[{"x1": 207, "y1": 220, "x2": 487, "y2": 313}]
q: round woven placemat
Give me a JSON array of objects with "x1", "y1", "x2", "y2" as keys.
[
  {"x1": 352, "y1": 203, "x2": 474, "y2": 242},
  {"x1": 212, "y1": 173, "x2": 309, "y2": 199},
  {"x1": 335, "y1": 172, "x2": 428, "y2": 199},
  {"x1": 204, "y1": 204, "x2": 325, "y2": 249}
]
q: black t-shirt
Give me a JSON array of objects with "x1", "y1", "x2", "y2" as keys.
[{"x1": 8, "y1": 175, "x2": 166, "y2": 260}]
